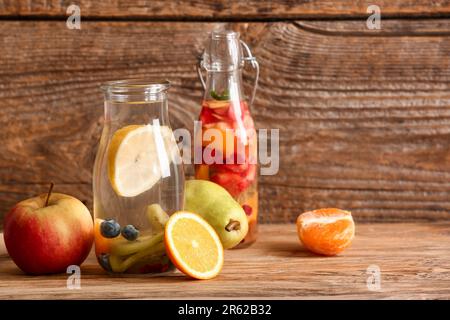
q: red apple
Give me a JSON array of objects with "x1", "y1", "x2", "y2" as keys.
[{"x1": 3, "y1": 191, "x2": 94, "y2": 275}]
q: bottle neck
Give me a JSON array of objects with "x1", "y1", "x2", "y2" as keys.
[
  {"x1": 103, "y1": 92, "x2": 170, "y2": 128},
  {"x1": 101, "y1": 80, "x2": 171, "y2": 127},
  {"x1": 203, "y1": 69, "x2": 244, "y2": 102}
]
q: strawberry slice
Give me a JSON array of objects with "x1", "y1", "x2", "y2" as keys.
[
  {"x1": 212, "y1": 106, "x2": 230, "y2": 116},
  {"x1": 213, "y1": 152, "x2": 249, "y2": 174},
  {"x1": 210, "y1": 171, "x2": 244, "y2": 197},
  {"x1": 221, "y1": 162, "x2": 249, "y2": 174},
  {"x1": 243, "y1": 164, "x2": 257, "y2": 183},
  {"x1": 200, "y1": 107, "x2": 217, "y2": 125},
  {"x1": 227, "y1": 103, "x2": 238, "y2": 122},
  {"x1": 211, "y1": 143, "x2": 255, "y2": 175},
  {"x1": 210, "y1": 164, "x2": 257, "y2": 197},
  {"x1": 227, "y1": 102, "x2": 247, "y2": 123},
  {"x1": 201, "y1": 121, "x2": 234, "y2": 158},
  {"x1": 242, "y1": 111, "x2": 255, "y2": 131},
  {"x1": 211, "y1": 162, "x2": 247, "y2": 175}
]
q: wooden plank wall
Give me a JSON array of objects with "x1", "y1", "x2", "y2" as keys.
[
  {"x1": 1, "y1": 1, "x2": 450, "y2": 224},
  {"x1": 1, "y1": 1, "x2": 450, "y2": 19}
]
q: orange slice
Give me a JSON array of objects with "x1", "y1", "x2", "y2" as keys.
[
  {"x1": 164, "y1": 211, "x2": 224, "y2": 280},
  {"x1": 296, "y1": 208, "x2": 355, "y2": 256},
  {"x1": 94, "y1": 218, "x2": 116, "y2": 255}
]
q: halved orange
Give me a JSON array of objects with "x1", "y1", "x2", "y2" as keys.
[
  {"x1": 296, "y1": 208, "x2": 355, "y2": 256},
  {"x1": 164, "y1": 211, "x2": 224, "y2": 280}
]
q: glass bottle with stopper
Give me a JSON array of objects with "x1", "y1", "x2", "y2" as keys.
[{"x1": 196, "y1": 31, "x2": 259, "y2": 248}]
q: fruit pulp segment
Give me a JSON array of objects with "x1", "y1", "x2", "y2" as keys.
[
  {"x1": 171, "y1": 217, "x2": 220, "y2": 273},
  {"x1": 196, "y1": 99, "x2": 258, "y2": 247},
  {"x1": 107, "y1": 124, "x2": 180, "y2": 198},
  {"x1": 164, "y1": 212, "x2": 224, "y2": 279}
]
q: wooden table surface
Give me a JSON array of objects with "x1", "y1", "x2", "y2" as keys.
[{"x1": 0, "y1": 223, "x2": 449, "y2": 300}]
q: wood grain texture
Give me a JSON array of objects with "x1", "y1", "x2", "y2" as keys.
[
  {"x1": 1, "y1": 20, "x2": 450, "y2": 224},
  {"x1": 0, "y1": 223, "x2": 449, "y2": 299},
  {"x1": 0, "y1": 21, "x2": 212, "y2": 226},
  {"x1": 0, "y1": 233, "x2": 5, "y2": 256},
  {"x1": 1, "y1": 0, "x2": 450, "y2": 19},
  {"x1": 252, "y1": 20, "x2": 450, "y2": 222}
]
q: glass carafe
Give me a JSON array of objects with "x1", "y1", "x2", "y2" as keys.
[
  {"x1": 196, "y1": 31, "x2": 259, "y2": 248},
  {"x1": 93, "y1": 79, "x2": 184, "y2": 274}
]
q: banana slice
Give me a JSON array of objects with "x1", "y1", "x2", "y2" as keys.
[
  {"x1": 110, "y1": 232, "x2": 164, "y2": 256},
  {"x1": 146, "y1": 204, "x2": 170, "y2": 233},
  {"x1": 109, "y1": 241, "x2": 166, "y2": 273}
]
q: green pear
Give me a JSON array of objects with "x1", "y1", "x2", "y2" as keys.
[{"x1": 184, "y1": 180, "x2": 249, "y2": 249}]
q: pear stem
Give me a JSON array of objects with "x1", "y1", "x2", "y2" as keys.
[
  {"x1": 44, "y1": 183, "x2": 54, "y2": 207},
  {"x1": 225, "y1": 219, "x2": 241, "y2": 232}
]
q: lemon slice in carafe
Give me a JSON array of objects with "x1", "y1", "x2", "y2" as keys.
[{"x1": 108, "y1": 124, "x2": 176, "y2": 197}]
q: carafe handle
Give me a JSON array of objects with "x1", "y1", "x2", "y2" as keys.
[
  {"x1": 196, "y1": 40, "x2": 259, "y2": 108},
  {"x1": 240, "y1": 40, "x2": 259, "y2": 108}
]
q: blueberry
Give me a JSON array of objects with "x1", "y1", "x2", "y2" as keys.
[
  {"x1": 121, "y1": 225, "x2": 139, "y2": 241},
  {"x1": 97, "y1": 253, "x2": 112, "y2": 272},
  {"x1": 100, "y1": 219, "x2": 121, "y2": 238}
]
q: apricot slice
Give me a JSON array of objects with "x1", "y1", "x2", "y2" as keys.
[
  {"x1": 296, "y1": 208, "x2": 355, "y2": 256},
  {"x1": 195, "y1": 164, "x2": 210, "y2": 180}
]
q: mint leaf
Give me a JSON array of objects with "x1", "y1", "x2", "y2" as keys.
[{"x1": 210, "y1": 89, "x2": 230, "y2": 101}]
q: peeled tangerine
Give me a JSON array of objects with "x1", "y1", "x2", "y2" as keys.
[{"x1": 296, "y1": 208, "x2": 355, "y2": 256}]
